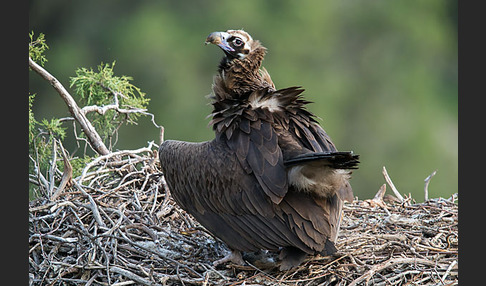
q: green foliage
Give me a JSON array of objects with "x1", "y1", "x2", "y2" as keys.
[
  {"x1": 69, "y1": 156, "x2": 94, "y2": 178},
  {"x1": 29, "y1": 94, "x2": 67, "y2": 198},
  {"x1": 38, "y1": 118, "x2": 66, "y2": 140},
  {"x1": 29, "y1": 94, "x2": 37, "y2": 143},
  {"x1": 29, "y1": 32, "x2": 55, "y2": 197},
  {"x1": 70, "y1": 61, "x2": 150, "y2": 143},
  {"x1": 29, "y1": 31, "x2": 48, "y2": 66}
]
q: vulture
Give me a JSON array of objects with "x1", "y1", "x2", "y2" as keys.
[{"x1": 158, "y1": 29, "x2": 359, "y2": 270}]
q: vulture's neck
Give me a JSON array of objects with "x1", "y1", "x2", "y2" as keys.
[
  {"x1": 213, "y1": 46, "x2": 275, "y2": 100},
  {"x1": 209, "y1": 45, "x2": 278, "y2": 137}
]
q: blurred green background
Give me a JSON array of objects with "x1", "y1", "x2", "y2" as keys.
[{"x1": 29, "y1": 0, "x2": 457, "y2": 201}]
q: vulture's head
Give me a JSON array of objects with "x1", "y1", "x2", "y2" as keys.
[
  {"x1": 205, "y1": 29, "x2": 262, "y2": 61},
  {"x1": 205, "y1": 29, "x2": 274, "y2": 96}
]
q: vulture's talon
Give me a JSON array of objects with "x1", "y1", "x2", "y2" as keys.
[{"x1": 213, "y1": 250, "x2": 244, "y2": 267}]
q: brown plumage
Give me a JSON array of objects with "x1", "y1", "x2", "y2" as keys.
[{"x1": 159, "y1": 29, "x2": 359, "y2": 270}]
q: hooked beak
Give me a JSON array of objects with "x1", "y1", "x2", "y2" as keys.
[{"x1": 205, "y1": 31, "x2": 235, "y2": 52}]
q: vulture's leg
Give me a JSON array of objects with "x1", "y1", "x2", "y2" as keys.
[
  {"x1": 213, "y1": 249, "x2": 245, "y2": 266},
  {"x1": 278, "y1": 247, "x2": 308, "y2": 271}
]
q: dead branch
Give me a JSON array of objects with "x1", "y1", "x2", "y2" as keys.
[
  {"x1": 424, "y1": 169, "x2": 438, "y2": 201},
  {"x1": 78, "y1": 144, "x2": 155, "y2": 183},
  {"x1": 47, "y1": 138, "x2": 57, "y2": 197},
  {"x1": 382, "y1": 166, "x2": 404, "y2": 203},
  {"x1": 86, "y1": 82, "x2": 163, "y2": 130},
  {"x1": 110, "y1": 266, "x2": 155, "y2": 286},
  {"x1": 348, "y1": 257, "x2": 441, "y2": 286},
  {"x1": 50, "y1": 140, "x2": 73, "y2": 201},
  {"x1": 73, "y1": 180, "x2": 106, "y2": 228}
]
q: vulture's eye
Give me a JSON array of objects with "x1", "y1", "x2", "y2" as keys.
[{"x1": 233, "y1": 38, "x2": 243, "y2": 47}]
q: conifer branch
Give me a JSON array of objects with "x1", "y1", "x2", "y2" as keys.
[{"x1": 29, "y1": 57, "x2": 110, "y2": 155}]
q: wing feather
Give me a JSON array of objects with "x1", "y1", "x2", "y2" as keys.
[
  {"x1": 160, "y1": 84, "x2": 354, "y2": 258},
  {"x1": 226, "y1": 116, "x2": 287, "y2": 204}
]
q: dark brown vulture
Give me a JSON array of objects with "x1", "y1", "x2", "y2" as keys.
[{"x1": 158, "y1": 29, "x2": 359, "y2": 270}]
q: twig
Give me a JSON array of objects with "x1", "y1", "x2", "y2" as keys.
[
  {"x1": 373, "y1": 184, "x2": 386, "y2": 202},
  {"x1": 90, "y1": 83, "x2": 162, "y2": 130},
  {"x1": 150, "y1": 183, "x2": 159, "y2": 215},
  {"x1": 382, "y1": 166, "x2": 404, "y2": 203},
  {"x1": 48, "y1": 138, "x2": 57, "y2": 198},
  {"x1": 110, "y1": 266, "x2": 156, "y2": 286},
  {"x1": 29, "y1": 57, "x2": 110, "y2": 155},
  {"x1": 84, "y1": 272, "x2": 99, "y2": 286},
  {"x1": 51, "y1": 140, "x2": 73, "y2": 201},
  {"x1": 124, "y1": 223, "x2": 158, "y2": 242},
  {"x1": 73, "y1": 181, "x2": 106, "y2": 228},
  {"x1": 30, "y1": 233, "x2": 78, "y2": 244},
  {"x1": 29, "y1": 154, "x2": 49, "y2": 193},
  {"x1": 441, "y1": 260, "x2": 457, "y2": 282},
  {"x1": 424, "y1": 169, "x2": 438, "y2": 201},
  {"x1": 82, "y1": 98, "x2": 146, "y2": 116},
  {"x1": 159, "y1": 126, "x2": 165, "y2": 145},
  {"x1": 348, "y1": 257, "x2": 439, "y2": 286},
  {"x1": 78, "y1": 146, "x2": 152, "y2": 183}
]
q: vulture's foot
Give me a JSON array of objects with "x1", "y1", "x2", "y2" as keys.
[
  {"x1": 213, "y1": 249, "x2": 244, "y2": 267},
  {"x1": 278, "y1": 247, "x2": 308, "y2": 271}
]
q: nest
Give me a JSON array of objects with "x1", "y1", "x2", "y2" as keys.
[{"x1": 29, "y1": 147, "x2": 458, "y2": 285}]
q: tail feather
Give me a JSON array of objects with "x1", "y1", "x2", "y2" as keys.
[{"x1": 284, "y1": 151, "x2": 360, "y2": 169}]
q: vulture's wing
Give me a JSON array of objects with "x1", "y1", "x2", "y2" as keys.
[
  {"x1": 213, "y1": 89, "x2": 290, "y2": 205},
  {"x1": 225, "y1": 115, "x2": 288, "y2": 204},
  {"x1": 159, "y1": 87, "x2": 357, "y2": 261},
  {"x1": 271, "y1": 87, "x2": 358, "y2": 241},
  {"x1": 159, "y1": 139, "x2": 331, "y2": 254}
]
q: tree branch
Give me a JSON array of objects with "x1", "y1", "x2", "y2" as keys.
[
  {"x1": 29, "y1": 57, "x2": 110, "y2": 155},
  {"x1": 91, "y1": 83, "x2": 163, "y2": 130},
  {"x1": 424, "y1": 169, "x2": 437, "y2": 201},
  {"x1": 382, "y1": 166, "x2": 404, "y2": 203},
  {"x1": 80, "y1": 90, "x2": 147, "y2": 116}
]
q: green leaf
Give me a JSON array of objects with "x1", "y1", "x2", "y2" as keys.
[
  {"x1": 29, "y1": 31, "x2": 49, "y2": 66},
  {"x1": 39, "y1": 118, "x2": 66, "y2": 140},
  {"x1": 69, "y1": 61, "x2": 150, "y2": 144}
]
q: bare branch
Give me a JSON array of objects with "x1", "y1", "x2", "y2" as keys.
[
  {"x1": 48, "y1": 138, "x2": 57, "y2": 197},
  {"x1": 81, "y1": 100, "x2": 148, "y2": 116},
  {"x1": 29, "y1": 155, "x2": 49, "y2": 191},
  {"x1": 382, "y1": 166, "x2": 404, "y2": 203},
  {"x1": 348, "y1": 257, "x2": 440, "y2": 286},
  {"x1": 424, "y1": 169, "x2": 438, "y2": 201},
  {"x1": 73, "y1": 180, "x2": 106, "y2": 228},
  {"x1": 29, "y1": 57, "x2": 110, "y2": 155},
  {"x1": 78, "y1": 145, "x2": 154, "y2": 183},
  {"x1": 50, "y1": 140, "x2": 73, "y2": 201},
  {"x1": 159, "y1": 126, "x2": 165, "y2": 145},
  {"x1": 109, "y1": 266, "x2": 154, "y2": 286},
  {"x1": 373, "y1": 184, "x2": 386, "y2": 202},
  {"x1": 96, "y1": 82, "x2": 163, "y2": 129}
]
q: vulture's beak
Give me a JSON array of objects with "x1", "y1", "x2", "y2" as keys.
[{"x1": 205, "y1": 31, "x2": 235, "y2": 52}]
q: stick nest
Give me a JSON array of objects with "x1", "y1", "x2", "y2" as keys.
[{"x1": 29, "y1": 147, "x2": 458, "y2": 285}]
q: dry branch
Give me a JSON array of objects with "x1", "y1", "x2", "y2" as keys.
[
  {"x1": 110, "y1": 266, "x2": 155, "y2": 286},
  {"x1": 50, "y1": 140, "x2": 73, "y2": 201},
  {"x1": 424, "y1": 169, "x2": 438, "y2": 201},
  {"x1": 348, "y1": 257, "x2": 441, "y2": 286},
  {"x1": 382, "y1": 166, "x2": 404, "y2": 203}
]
